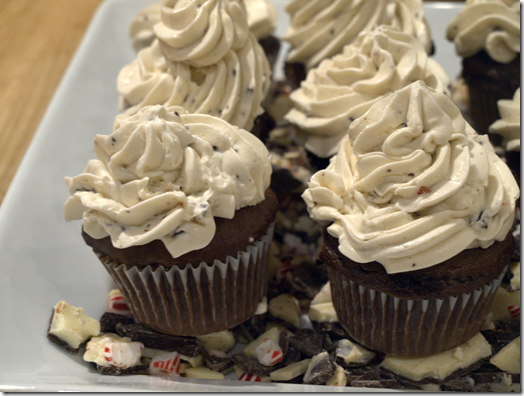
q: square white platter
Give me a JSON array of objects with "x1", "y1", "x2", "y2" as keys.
[{"x1": 0, "y1": 0, "x2": 462, "y2": 392}]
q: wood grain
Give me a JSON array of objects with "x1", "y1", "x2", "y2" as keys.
[
  {"x1": 0, "y1": 0, "x2": 104, "y2": 205},
  {"x1": 0, "y1": 0, "x2": 465, "y2": 207}
]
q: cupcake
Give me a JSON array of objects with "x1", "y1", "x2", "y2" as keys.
[
  {"x1": 118, "y1": 0, "x2": 271, "y2": 132},
  {"x1": 284, "y1": 25, "x2": 450, "y2": 165},
  {"x1": 446, "y1": 0, "x2": 520, "y2": 138},
  {"x1": 282, "y1": 0, "x2": 433, "y2": 88},
  {"x1": 302, "y1": 81, "x2": 519, "y2": 356},
  {"x1": 489, "y1": 87, "x2": 520, "y2": 184},
  {"x1": 64, "y1": 105, "x2": 278, "y2": 336}
]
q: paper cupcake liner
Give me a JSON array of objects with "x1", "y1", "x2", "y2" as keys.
[
  {"x1": 328, "y1": 265, "x2": 507, "y2": 357},
  {"x1": 98, "y1": 223, "x2": 274, "y2": 336}
]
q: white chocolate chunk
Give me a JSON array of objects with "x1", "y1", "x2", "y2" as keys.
[
  {"x1": 84, "y1": 333, "x2": 140, "y2": 367},
  {"x1": 335, "y1": 339, "x2": 375, "y2": 365},
  {"x1": 103, "y1": 341, "x2": 143, "y2": 368},
  {"x1": 490, "y1": 337, "x2": 520, "y2": 373},
  {"x1": 326, "y1": 365, "x2": 347, "y2": 387},
  {"x1": 509, "y1": 261, "x2": 520, "y2": 290},
  {"x1": 310, "y1": 282, "x2": 332, "y2": 306},
  {"x1": 49, "y1": 300, "x2": 100, "y2": 349},
  {"x1": 380, "y1": 333, "x2": 492, "y2": 382},
  {"x1": 179, "y1": 362, "x2": 191, "y2": 375},
  {"x1": 254, "y1": 297, "x2": 268, "y2": 315},
  {"x1": 308, "y1": 302, "x2": 338, "y2": 323},
  {"x1": 196, "y1": 330, "x2": 236, "y2": 353},
  {"x1": 483, "y1": 287, "x2": 520, "y2": 329},
  {"x1": 268, "y1": 294, "x2": 301, "y2": 327},
  {"x1": 255, "y1": 338, "x2": 283, "y2": 366},
  {"x1": 242, "y1": 327, "x2": 280, "y2": 358},
  {"x1": 179, "y1": 354, "x2": 203, "y2": 368},
  {"x1": 185, "y1": 366, "x2": 224, "y2": 380},
  {"x1": 269, "y1": 359, "x2": 311, "y2": 382}
]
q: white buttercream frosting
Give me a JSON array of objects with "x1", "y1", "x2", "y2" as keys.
[
  {"x1": 154, "y1": 0, "x2": 250, "y2": 68},
  {"x1": 489, "y1": 88, "x2": 520, "y2": 153},
  {"x1": 64, "y1": 105, "x2": 271, "y2": 258},
  {"x1": 285, "y1": 25, "x2": 450, "y2": 158},
  {"x1": 117, "y1": 34, "x2": 270, "y2": 131},
  {"x1": 283, "y1": 0, "x2": 432, "y2": 70},
  {"x1": 446, "y1": 0, "x2": 520, "y2": 64},
  {"x1": 302, "y1": 81, "x2": 519, "y2": 274},
  {"x1": 129, "y1": 2, "x2": 162, "y2": 52},
  {"x1": 129, "y1": 0, "x2": 277, "y2": 52}
]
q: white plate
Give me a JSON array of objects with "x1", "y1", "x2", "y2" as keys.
[{"x1": 0, "y1": 0, "x2": 462, "y2": 392}]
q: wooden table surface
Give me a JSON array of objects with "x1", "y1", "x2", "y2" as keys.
[{"x1": 0, "y1": 0, "x2": 464, "y2": 207}]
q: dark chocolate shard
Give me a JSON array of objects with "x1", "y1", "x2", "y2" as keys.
[
  {"x1": 350, "y1": 379, "x2": 407, "y2": 390},
  {"x1": 288, "y1": 265, "x2": 328, "y2": 299},
  {"x1": 115, "y1": 323, "x2": 203, "y2": 357},
  {"x1": 441, "y1": 376, "x2": 476, "y2": 392},
  {"x1": 312, "y1": 320, "x2": 350, "y2": 340},
  {"x1": 96, "y1": 363, "x2": 147, "y2": 376},
  {"x1": 288, "y1": 329, "x2": 324, "y2": 357},
  {"x1": 481, "y1": 329, "x2": 520, "y2": 354},
  {"x1": 494, "y1": 320, "x2": 520, "y2": 333},
  {"x1": 278, "y1": 347, "x2": 302, "y2": 368},
  {"x1": 471, "y1": 370, "x2": 521, "y2": 384},
  {"x1": 231, "y1": 353, "x2": 277, "y2": 376},
  {"x1": 99, "y1": 312, "x2": 135, "y2": 334},
  {"x1": 203, "y1": 355, "x2": 234, "y2": 373},
  {"x1": 322, "y1": 332, "x2": 335, "y2": 353},
  {"x1": 303, "y1": 351, "x2": 336, "y2": 385},
  {"x1": 46, "y1": 308, "x2": 78, "y2": 354}
]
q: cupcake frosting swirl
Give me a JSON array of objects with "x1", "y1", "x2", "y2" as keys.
[
  {"x1": 129, "y1": 2, "x2": 162, "y2": 52},
  {"x1": 302, "y1": 81, "x2": 519, "y2": 274},
  {"x1": 117, "y1": 36, "x2": 270, "y2": 131},
  {"x1": 285, "y1": 25, "x2": 450, "y2": 158},
  {"x1": 153, "y1": 0, "x2": 249, "y2": 68},
  {"x1": 446, "y1": 0, "x2": 520, "y2": 63},
  {"x1": 64, "y1": 105, "x2": 271, "y2": 258},
  {"x1": 489, "y1": 88, "x2": 520, "y2": 153},
  {"x1": 283, "y1": 0, "x2": 432, "y2": 70}
]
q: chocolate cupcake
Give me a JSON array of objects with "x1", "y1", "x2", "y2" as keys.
[
  {"x1": 118, "y1": 0, "x2": 271, "y2": 132},
  {"x1": 302, "y1": 81, "x2": 519, "y2": 356},
  {"x1": 64, "y1": 105, "x2": 278, "y2": 336},
  {"x1": 282, "y1": 0, "x2": 433, "y2": 87},
  {"x1": 446, "y1": 0, "x2": 520, "y2": 138},
  {"x1": 284, "y1": 25, "x2": 450, "y2": 165}
]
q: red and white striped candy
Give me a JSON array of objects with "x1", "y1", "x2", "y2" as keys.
[
  {"x1": 255, "y1": 338, "x2": 283, "y2": 366},
  {"x1": 109, "y1": 292, "x2": 132, "y2": 316},
  {"x1": 103, "y1": 341, "x2": 143, "y2": 368},
  {"x1": 238, "y1": 372, "x2": 262, "y2": 382},
  {"x1": 149, "y1": 352, "x2": 181, "y2": 377},
  {"x1": 508, "y1": 305, "x2": 520, "y2": 319}
]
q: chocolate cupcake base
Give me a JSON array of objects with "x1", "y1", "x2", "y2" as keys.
[
  {"x1": 98, "y1": 223, "x2": 274, "y2": 337},
  {"x1": 328, "y1": 265, "x2": 506, "y2": 357}
]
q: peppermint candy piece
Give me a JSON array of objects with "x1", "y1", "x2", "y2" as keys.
[
  {"x1": 149, "y1": 351, "x2": 181, "y2": 377},
  {"x1": 507, "y1": 305, "x2": 520, "y2": 319},
  {"x1": 238, "y1": 372, "x2": 262, "y2": 382},
  {"x1": 108, "y1": 290, "x2": 132, "y2": 316},
  {"x1": 255, "y1": 338, "x2": 283, "y2": 366},
  {"x1": 103, "y1": 340, "x2": 143, "y2": 368}
]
